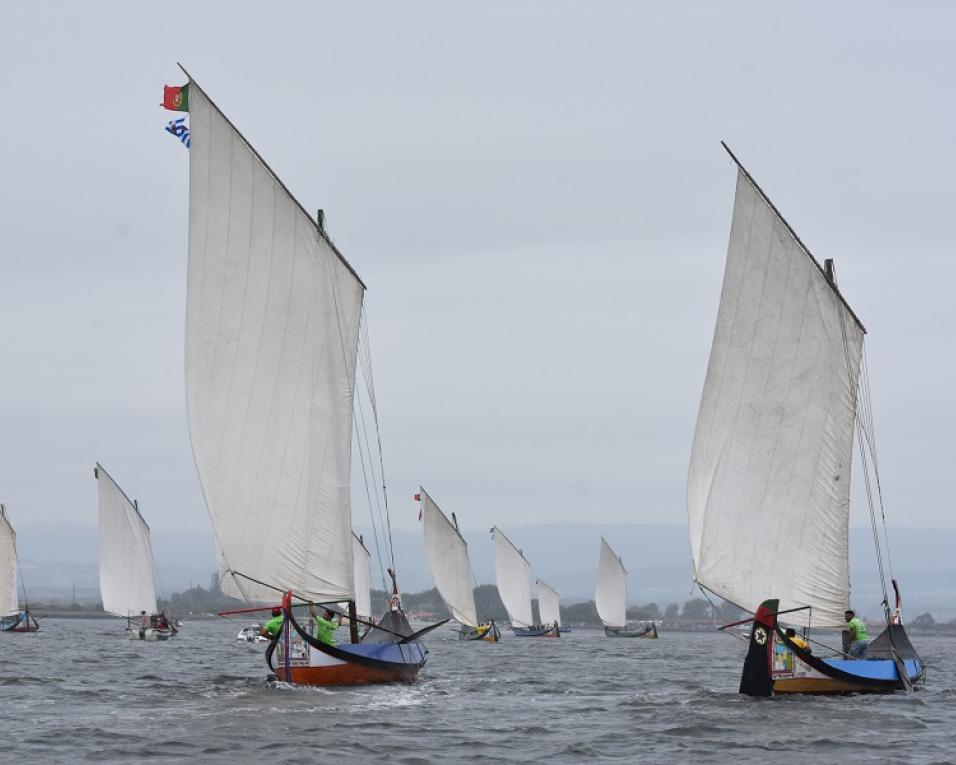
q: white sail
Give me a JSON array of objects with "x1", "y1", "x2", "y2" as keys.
[
  {"x1": 185, "y1": 79, "x2": 365, "y2": 604},
  {"x1": 420, "y1": 488, "x2": 478, "y2": 628},
  {"x1": 595, "y1": 537, "x2": 627, "y2": 628},
  {"x1": 352, "y1": 533, "x2": 372, "y2": 621},
  {"x1": 687, "y1": 166, "x2": 865, "y2": 628},
  {"x1": 95, "y1": 465, "x2": 158, "y2": 617},
  {"x1": 492, "y1": 527, "x2": 532, "y2": 628},
  {"x1": 536, "y1": 579, "x2": 561, "y2": 627},
  {"x1": 0, "y1": 506, "x2": 19, "y2": 616}
]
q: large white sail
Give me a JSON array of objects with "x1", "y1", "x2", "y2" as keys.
[
  {"x1": 492, "y1": 527, "x2": 532, "y2": 628},
  {"x1": 184, "y1": 78, "x2": 365, "y2": 604},
  {"x1": 595, "y1": 537, "x2": 627, "y2": 628},
  {"x1": 352, "y1": 533, "x2": 372, "y2": 621},
  {"x1": 536, "y1": 579, "x2": 561, "y2": 627},
  {"x1": 95, "y1": 465, "x2": 158, "y2": 617},
  {"x1": 0, "y1": 506, "x2": 19, "y2": 616},
  {"x1": 687, "y1": 165, "x2": 865, "y2": 628},
  {"x1": 421, "y1": 488, "x2": 478, "y2": 628}
]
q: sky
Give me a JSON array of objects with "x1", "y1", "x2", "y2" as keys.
[{"x1": 1, "y1": 2, "x2": 954, "y2": 552}]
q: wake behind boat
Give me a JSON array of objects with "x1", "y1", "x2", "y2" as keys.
[
  {"x1": 0, "y1": 505, "x2": 39, "y2": 633},
  {"x1": 595, "y1": 537, "x2": 657, "y2": 639},
  {"x1": 687, "y1": 144, "x2": 923, "y2": 696},
  {"x1": 95, "y1": 464, "x2": 177, "y2": 640},
  {"x1": 177, "y1": 69, "x2": 443, "y2": 685}
]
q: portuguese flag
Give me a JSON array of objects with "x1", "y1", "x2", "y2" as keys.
[{"x1": 161, "y1": 83, "x2": 189, "y2": 112}]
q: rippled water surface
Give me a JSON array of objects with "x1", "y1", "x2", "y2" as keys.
[{"x1": 2, "y1": 619, "x2": 953, "y2": 763}]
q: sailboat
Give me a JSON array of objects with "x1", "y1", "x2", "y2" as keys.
[
  {"x1": 536, "y1": 579, "x2": 567, "y2": 635},
  {"x1": 687, "y1": 143, "x2": 923, "y2": 695},
  {"x1": 419, "y1": 488, "x2": 499, "y2": 641},
  {"x1": 595, "y1": 537, "x2": 656, "y2": 638},
  {"x1": 95, "y1": 464, "x2": 177, "y2": 640},
  {"x1": 178, "y1": 69, "x2": 443, "y2": 685},
  {"x1": 491, "y1": 527, "x2": 558, "y2": 637},
  {"x1": 0, "y1": 505, "x2": 39, "y2": 633}
]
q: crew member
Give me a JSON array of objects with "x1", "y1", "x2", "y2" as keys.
[
  {"x1": 260, "y1": 607, "x2": 284, "y2": 639},
  {"x1": 784, "y1": 627, "x2": 810, "y2": 652},
  {"x1": 844, "y1": 609, "x2": 869, "y2": 658},
  {"x1": 309, "y1": 605, "x2": 342, "y2": 647}
]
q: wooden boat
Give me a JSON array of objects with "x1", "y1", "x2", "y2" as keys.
[
  {"x1": 0, "y1": 505, "x2": 39, "y2": 633},
  {"x1": 419, "y1": 488, "x2": 499, "y2": 642},
  {"x1": 604, "y1": 624, "x2": 657, "y2": 639},
  {"x1": 512, "y1": 624, "x2": 560, "y2": 638},
  {"x1": 740, "y1": 599, "x2": 922, "y2": 695},
  {"x1": 536, "y1": 579, "x2": 563, "y2": 638},
  {"x1": 177, "y1": 69, "x2": 441, "y2": 685},
  {"x1": 491, "y1": 527, "x2": 559, "y2": 638},
  {"x1": 687, "y1": 144, "x2": 924, "y2": 696},
  {"x1": 95, "y1": 464, "x2": 177, "y2": 640},
  {"x1": 595, "y1": 537, "x2": 658, "y2": 639}
]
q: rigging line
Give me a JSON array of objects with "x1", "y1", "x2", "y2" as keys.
[
  {"x1": 355, "y1": 392, "x2": 393, "y2": 590},
  {"x1": 836, "y1": 304, "x2": 889, "y2": 608},
  {"x1": 352, "y1": 344, "x2": 390, "y2": 593},
  {"x1": 352, "y1": 406, "x2": 389, "y2": 594},
  {"x1": 858, "y1": 345, "x2": 896, "y2": 584},
  {"x1": 356, "y1": 309, "x2": 397, "y2": 577}
]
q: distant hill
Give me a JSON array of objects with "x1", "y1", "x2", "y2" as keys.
[{"x1": 14, "y1": 521, "x2": 956, "y2": 620}]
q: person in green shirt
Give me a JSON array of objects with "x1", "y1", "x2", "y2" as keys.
[
  {"x1": 259, "y1": 607, "x2": 284, "y2": 639},
  {"x1": 844, "y1": 609, "x2": 869, "y2": 658},
  {"x1": 309, "y1": 604, "x2": 342, "y2": 647}
]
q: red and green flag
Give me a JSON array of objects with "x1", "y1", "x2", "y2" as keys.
[{"x1": 161, "y1": 83, "x2": 189, "y2": 112}]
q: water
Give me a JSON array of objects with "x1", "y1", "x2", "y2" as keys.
[{"x1": 2, "y1": 619, "x2": 953, "y2": 763}]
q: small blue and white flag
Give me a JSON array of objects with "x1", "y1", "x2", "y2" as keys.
[{"x1": 165, "y1": 117, "x2": 190, "y2": 149}]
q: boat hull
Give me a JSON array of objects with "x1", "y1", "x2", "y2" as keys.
[
  {"x1": 460, "y1": 622, "x2": 500, "y2": 642},
  {"x1": 740, "y1": 599, "x2": 924, "y2": 696},
  {"x1": 127, "y1": 627, "x2": 176, "y2": 641},
  {"x1": 512, "y1": 624, "x2": 560, "y2": 638},
  {"x1": 0, "y1": 612, "x2": 39, "y2": 633},
  {"x1": 604, "y1": 624, "x2": 657, "y2": 639},
  {"x1": 269, "y1": 604, "x2": 429, "y2": 687}
]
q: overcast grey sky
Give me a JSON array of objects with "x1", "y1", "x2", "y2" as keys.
[{"x1": 1, "y1": 2, "x2": 953, "y2": 543}]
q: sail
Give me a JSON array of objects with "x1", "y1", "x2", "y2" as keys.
[
  {"x1": 352, "y1": 533, "x2": 372, "y2": 621},
  {"x1": 184, "y1": 78, "x2": 365, "y2": 603},
  {"x1": 0, "y1": 506, "x2": 19, "y2": 616},
  {"x1": 421, "y1": 489, "x2": 478, "y2": 627},
  {"x1": 687, "y1": 166, "x2": 865, "y2": 628},
  {"x1": 95, "y1": 465, "x2": 158, "y2": 617},
  {"x1": 492, "y1": 527, "x2": 532, "y2": 627},
  {"x1": 536, "y1": 579, "x2": 561, "y2": 627},
  {"x1": 595, "y1": 537, "x2": 627, "y2": 628}
]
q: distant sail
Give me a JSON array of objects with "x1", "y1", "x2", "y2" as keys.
[
  {"x1": 536, "y1": 579, "x2": 561, "y2": 627},
  {"x1": 352, "y1": 533, "x2": 372, "y2": 621},
  {"x1": 492, "y1": 527, "x2": 532, "y2": 628},
  {"x1": 595, "y1": 537, "x2": 627, "y2": 628},
  {"x1": 0, "y1": 506, "x2": 19, "y2": 616},
  {"x1": 421, "y1": 488, "x2": 478, "y2": 628},
  {"x1": 95, "y1": 465, "x2": 158, "y2": 617},
  {"x1": 687, "y1": 167, "x2": 865, "y2": 628},
  {"x1": 184, "y1": 80, "x2": 365, "y2": 603}
]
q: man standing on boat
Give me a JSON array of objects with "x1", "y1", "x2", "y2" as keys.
[
  {"x1": 844, "y1": 610, "x2": 869, "y2": 658},
  {"x1": 259, "y1": 607, "x2": 283, "y2": 639},
  {"x1": 309, "y1": 604, "x2": 341, "y2": 646}
]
